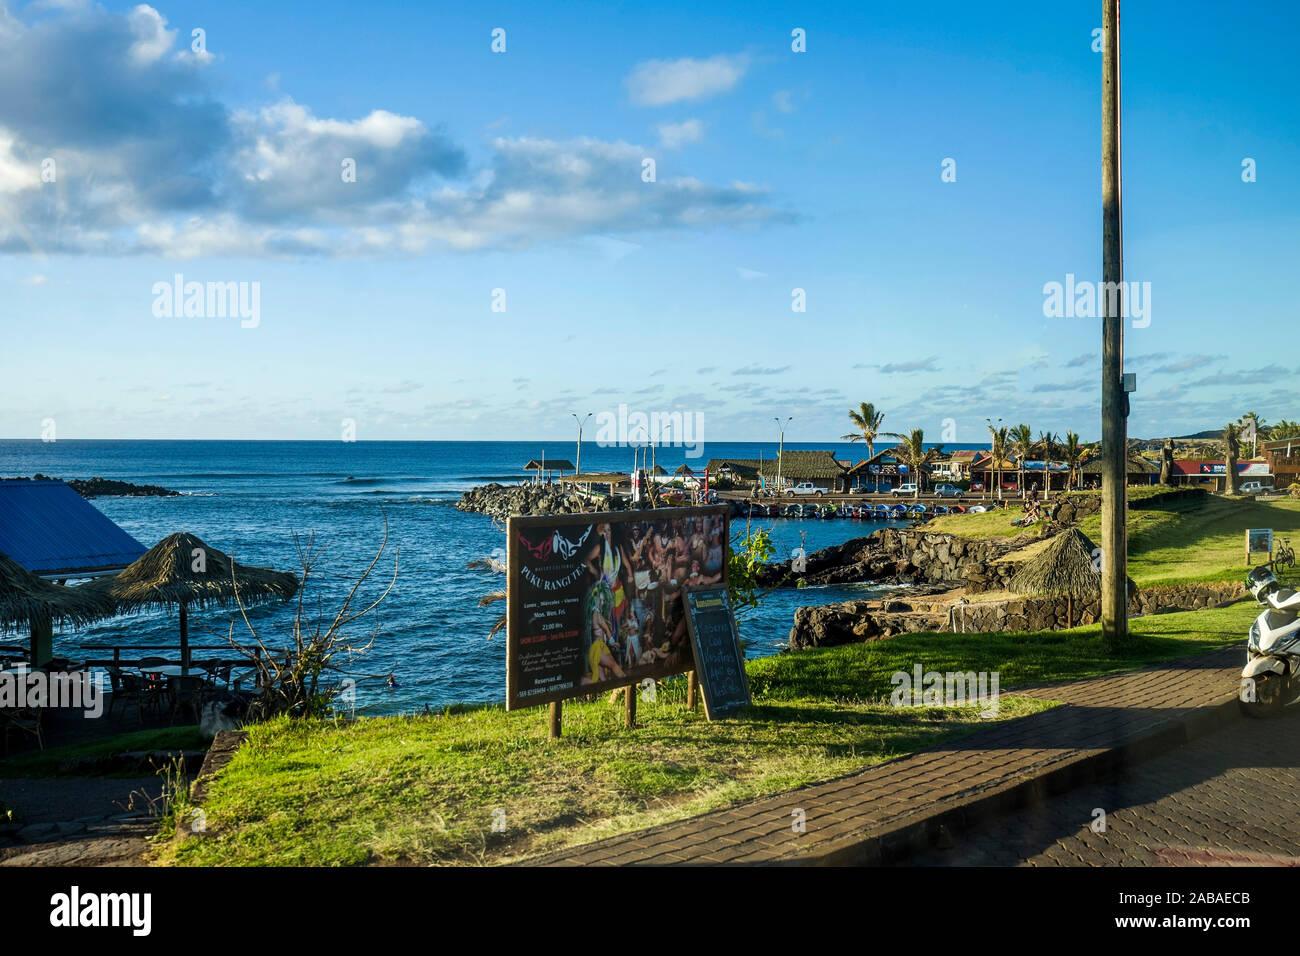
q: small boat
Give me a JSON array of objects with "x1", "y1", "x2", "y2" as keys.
[
  {"x1": 875, "y1": 504, "x2": 893, "y2": 519},
  {"x1": 951, "y1": 505, "x2": 966, "y2": 514},
  {"x1": 889, "y1": 503, "x2": 907, "y2": 518},
  {"x1": 821, "y1": 504, "x2": 837, "y2": 519},
  {"x1": 934, "y1": 505, "x2": 949, "y2": 515},
  {"x1": 908, "y1": 503, "x2": 927, "y2": 514},
  {"x1": 766, "y1": 504, "x2": 780, "y2": 518},
  {"x1": 783, "y1": 503, "x2": 802, "y2": 518},
  {"x1": 969, "y1": 505, "x2": 987, "y2": 514}
]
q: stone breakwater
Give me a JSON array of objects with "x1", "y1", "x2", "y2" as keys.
[
  {"x1": 3, "y1": 474, "x2": 181, "y2": 498},
  {"x1": 456, "y1": 482, "x2": 622, "y2": 521}
]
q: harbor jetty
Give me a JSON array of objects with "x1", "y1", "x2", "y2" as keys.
[{"x1": 456, "y1": 481, "x2": 623, "y2": 521}]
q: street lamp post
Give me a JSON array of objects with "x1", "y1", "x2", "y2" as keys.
[
  {"x1": 774, "y1": 416, "x2": 792, "y2": 495},
  {"x1": 571, "y1": 412, "x2": 592, "y2": 478}
]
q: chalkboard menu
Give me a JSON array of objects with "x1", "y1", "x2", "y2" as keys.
[{"x1": 683, "y1": 586, "x2": 750, "y2": 719}]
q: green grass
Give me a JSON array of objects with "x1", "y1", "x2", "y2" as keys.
[
  {"x1": 749, "y1": 600, "x2": 1256, "y2": 700},
  {"x1": 159, "y1": 601, "x2": 1252, "y2": 867},
  {"x1": 926, "y1": 505, "x2": 1042, "y2": 539},
  {"x1": 928, "y1": 489, "x2": 1300, "y2": 587},
  {"x1": 0, "y1": 726, "x2": 205, "y2": 779},
  {"x1": 1079, "y1": 496, "x2": 1300, "y2": 586}
]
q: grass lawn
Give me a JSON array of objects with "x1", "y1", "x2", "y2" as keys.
[
  {"x1": 158, "y1": 601, "x2": 1252, "y2": 867},
  {"x1": 1083, "y1": 496, "x2": 1300, "y2": 586},
  {"x1": 0, "y1": 726, "x2": 205, "y2": 779},
  {"x1": 928, "y1": 489, "x2": 1300, "y2": 587}
]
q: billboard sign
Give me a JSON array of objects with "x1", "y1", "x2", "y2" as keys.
[{"x1": 506, "y1": 506, "x2": 729, "y2": 710}]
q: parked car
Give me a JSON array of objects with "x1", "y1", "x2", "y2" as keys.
[
  {"x1": 787, "y1": 482, "x2": 824, "y2": 496},
  {"x1": 969, "y1": 481, "x2": 986, "y2": 492},
  {"x1": 933, "y1": 483, "x2": 964, "y2": 499},
  {"x1": 890, "y1": 483, "x2": 919, "y2": 497},
  {"x1": 1241, "y1": 481, "x2": 1275, "y2": 495}
]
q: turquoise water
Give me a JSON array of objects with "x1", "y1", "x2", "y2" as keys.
[{"x1": 0, "y1": 439, "x2": 961, "y2": 713}]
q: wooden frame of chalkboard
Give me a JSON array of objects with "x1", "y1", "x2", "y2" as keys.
[
  {"x1": 505, "y1": 505, "x2": 729, "y2": 715},
  {"x1": 682, "y1": 585, "x2": 750, "y2": 720}
]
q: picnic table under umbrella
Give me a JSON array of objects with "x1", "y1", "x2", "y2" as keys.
[
  {"x1": 85, "y1": 532, "x2": 298, "y2": 675},
  {"x1": 0, "y1": 552, "x2": 116, "y2": 661}
]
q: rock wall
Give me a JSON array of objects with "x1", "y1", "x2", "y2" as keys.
[
  {"x1": 761, "y1": 527, "x2": 1025, "y2": 590},
  {"x1": 790, "y1": 580, "x2": 1247, "y2": 649},
  {"x1": 1047, "y1": 487, "x2": 1206, "y2": 526}
]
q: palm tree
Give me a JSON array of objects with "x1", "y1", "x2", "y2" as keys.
[
  {"x1": 1224, "y1": 422, "x2": 1242, "y2": 495},
  {"x1": 1011, "y1": 424, "x2": 1034, "y2": 499},
  {"x1": 1064, "y1": 431, "x2": 1083, "y2": 490},
  {"x1": 842, "y1": 402, "x2": 885, "y2": 459},
  {"x1": 988, "y1": 425, "x2": 1010, "y2": 501},
  {"x1": 1271, "y1": 419, "x2": 1300, "y2": 440},
  {"x1": 892, "y1": 428, "x2": 942, "y2": 499}
]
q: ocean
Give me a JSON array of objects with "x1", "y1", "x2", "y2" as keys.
[{"x1": 0, "y1": 439, "x2": 983, "y2": 714}]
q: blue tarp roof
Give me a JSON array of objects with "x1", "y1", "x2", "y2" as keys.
[{"x1": 0, "y1": 480, "x2": 147, "y2": 577}]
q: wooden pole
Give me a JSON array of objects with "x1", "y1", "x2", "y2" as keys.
[
  {"x1": 179, "y1": 604, "x2": 190, "y2": 676},
  {"x1": 686, "y1": 671, "x2": 699, "y2": 711},
  {"x1": 1100, "y1": 0, "x2": 1129, "y2": 647},
  {"x1": 548, "y1": 701, "x2": 562, "y2": 739},
  {"x1": 29, "y1": 613, "x2": 53, "y2": 667},
  {"x1": 624, "y1": 685, "x2": 637, "y2": 728}
]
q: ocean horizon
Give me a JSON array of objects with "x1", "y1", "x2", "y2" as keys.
[{"x1": 1, "y1": 438, "x2": 923, "y2": 714}]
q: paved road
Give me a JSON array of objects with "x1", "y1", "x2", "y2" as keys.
[{"x1": 903, "y1": 708, "x2": 1300, "y2": 866}]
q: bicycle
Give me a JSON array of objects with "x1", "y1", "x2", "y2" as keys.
[{"x1": 1272, "y1": 537, "x2": 1295, "y2": 574}]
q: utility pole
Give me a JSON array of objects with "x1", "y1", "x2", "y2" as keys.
[
  {"x1": 774, "y1": 416, "x2": 792, "y2": 495},
  {"x1": 1100, "y1": 0, "x2": 1129, "y2": 646},
  {"x1": 571, "y1": 411, "x2": 592, "y2": 476}
]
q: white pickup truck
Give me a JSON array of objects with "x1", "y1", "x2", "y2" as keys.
[
  {"x1": 787, "y1": 482, "x2": 824, "y2": 496},
  {"x1": 1240, "y1": 481, "x2": 1275, "y2": 495}
]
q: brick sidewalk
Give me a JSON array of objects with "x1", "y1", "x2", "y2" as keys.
[{"x1": 526, "y1": 644, "x2": 1245, "y2": 866}]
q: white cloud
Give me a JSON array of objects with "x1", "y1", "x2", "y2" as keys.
[
  {"x1": 125, "y1": 4, "x2": 175, "y2": 66},
  {"x1": 772, "y1": 90, "x2": 794, "y2": 113},
  {"x1": 736, "y1": 267, "x2": 766, "y2": 279},
  {"x1": 0, "y1": 7, "x2": 785, "y2": 258},
  {"x1": 656, "y1": 118, "x2": 704, "y2": 149},
  {"x1": 625, "y1": 54, "x2": 749, "y2": 106}
]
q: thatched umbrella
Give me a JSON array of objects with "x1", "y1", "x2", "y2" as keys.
[
  {"x1": 674, "y1": 464, "x2": 695, "y2": 476},
  {"x1": 1009, "y1": 528, "x2": 1103, "y2": 628},
  {"x1": 0, "y1": 552, "x2": 115, "y2": 641},
  {"x1": 86, "y1": 532, "x2": 298, "y2": 674}
]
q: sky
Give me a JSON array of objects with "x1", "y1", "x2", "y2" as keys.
[{"x1": 0, "y1": 0, "x2": 1297, "y2": 445}]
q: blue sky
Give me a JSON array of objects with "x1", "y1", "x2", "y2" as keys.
[{"x1": 1, "y1": 0, "x2": 1296, "y2": 444}]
